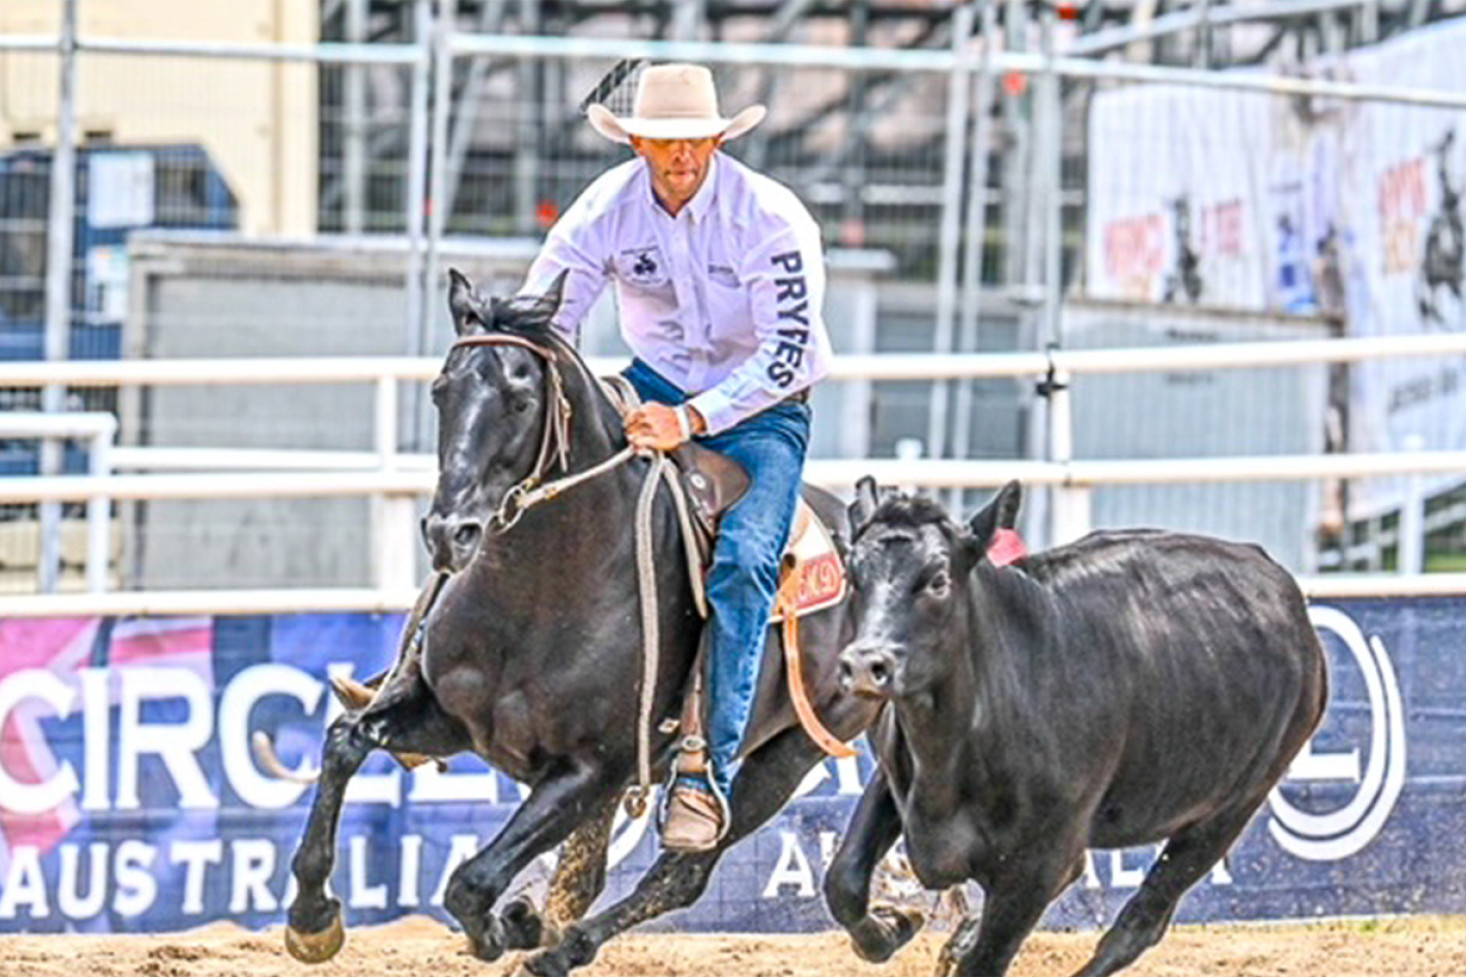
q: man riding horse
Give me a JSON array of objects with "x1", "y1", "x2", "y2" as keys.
[{"x1": 519, "y1": 63, "x2": 832, "y2": 850}]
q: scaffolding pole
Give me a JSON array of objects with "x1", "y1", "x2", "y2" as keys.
[
  {"x1": 39, "y1": 0, "x2": 79, "y2": 594},
  {"x1": 924, "y1": 0, "x2": 976, "y2": 464}
]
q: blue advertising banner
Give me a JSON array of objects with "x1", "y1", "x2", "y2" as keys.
[{"x1": 1, "y1": 598, "x2": 1463, "y2": 933}]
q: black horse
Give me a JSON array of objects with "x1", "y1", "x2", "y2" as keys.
[{"x1": 282, "y1": 271, "x2": 881, "y2": 974}]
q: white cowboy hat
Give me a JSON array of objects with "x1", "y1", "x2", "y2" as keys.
[{"x1": 587, "y1": 63, "x2": 766, "y2": 144}]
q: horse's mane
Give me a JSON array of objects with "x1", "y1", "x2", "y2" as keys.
[
  {"x1": 470, "y1": 290, "x2": 625, "y2": 431},
  {"x1": 483, "y1": 294, "x2": 566, "y2": 348}
]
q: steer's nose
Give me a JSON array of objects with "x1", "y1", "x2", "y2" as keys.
[
  {"x1": 422, "y1": 512, "x2": 483, "y2": 572},
  {"x1": 838, "y1": 643, "x2": 899, "y2": 699}
]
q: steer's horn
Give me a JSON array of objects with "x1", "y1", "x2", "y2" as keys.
[{"x1": 251, "y1": 731, "x2": 319, "y2": 784}]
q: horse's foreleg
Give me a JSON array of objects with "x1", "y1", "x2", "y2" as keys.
[
  {"x1": 523, "y1": 727, "x2": 825, "y2": 977},
  {"x1": 444, "y1": 763, "x2": 616, "y2": 962},
  {"x1": 824, "y1": 767, "x2": 923, "y2": 964},
  {"x1": 499, "y1": 795, "x2": 619, "y2": 951},
  {"x1": 286, "y1": 689, "x2": 470, "y2": 964},
  {"x1": 285, "y1": 715, "x2": 372, "y2": 963}
]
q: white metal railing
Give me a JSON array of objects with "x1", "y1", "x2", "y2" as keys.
[
  {"x1": 0, "y1": 412, "x2": 115, "y2": 593},
  {"x1": 1, "y1": 334, "x2": 1465, "y2": 608},
  {"x1": 2, "y1": 571, "x2": 1460, "y2": 621}
]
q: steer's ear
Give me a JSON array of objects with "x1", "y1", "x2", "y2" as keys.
[
  {"x1": 847, "y1": 476, "x2": 881, "y2": 536},
  {"x1": 967, "y1": 480, "x2": 1023, "y2": 553},
  {"x1": 448, "y1": 268, "x2": 484, "y2": 336}
]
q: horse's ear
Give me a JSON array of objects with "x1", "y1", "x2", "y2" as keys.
[
  {"x1": 967, "y1": 480, "x2": 1022, "y2": 553},
  {"x1": 539, "y1": 269, "x2": 570, "y2": 315},
  {"x1": 847, "y1": 476, "x2": 880, "y2": 537},
  {"x1": 448, "y1": 268, "x2": 483, "y2": 336}
]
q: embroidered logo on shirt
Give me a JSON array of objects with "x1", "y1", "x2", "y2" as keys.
[
  {"x1": 767, "y1": 249, "x2": 810, "y2": 388},
  {"x1": 618, "y1": 246, "x2": 668, "y2": 287},
  {"x1": 708, "y1": 263, "x2": 740, "y2": 288}
]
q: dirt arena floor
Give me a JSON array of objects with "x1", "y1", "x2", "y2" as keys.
[{"x1": 3, "y1": 914, "x2": 1464, "y2": 977}]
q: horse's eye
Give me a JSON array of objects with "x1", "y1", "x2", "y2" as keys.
[{"x1": 925, "y1": 568, "x2": 951, "y2": 598}]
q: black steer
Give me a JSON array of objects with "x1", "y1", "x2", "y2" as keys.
[{"x1": 825, "y1": 480, "x2": 1327, "y2": 977}]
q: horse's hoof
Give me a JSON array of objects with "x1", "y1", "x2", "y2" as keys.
[
  {"x1": 500, "y1": 896, "x2": 546, "y2": 951},
  {"x1": 850, "y1": 904, "x2": 925, "y2": 963},
  {"x1": 284, "y1": 910, "x2": 345, "y2": 964}
]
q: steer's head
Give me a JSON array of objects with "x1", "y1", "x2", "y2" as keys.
[{"x1": 838, "y1": 478, "x2": 1022, "y2": 703}]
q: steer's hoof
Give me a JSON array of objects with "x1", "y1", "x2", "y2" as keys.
[
  {"x1": 284, "y1": 910, "x2": 345, "y2": 964},
  {"x1": 500, "y1": 895, "x2": 546, "y2": 950},
  {"x1": 464, "y1": 915, "x2": 507, "y2": 962}
]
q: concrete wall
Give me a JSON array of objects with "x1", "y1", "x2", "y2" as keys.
[{"x1": 123, "y1": 233, "x2": 890, "y2": 589}]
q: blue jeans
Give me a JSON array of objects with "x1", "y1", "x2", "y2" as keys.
[{"x1": 623, "y1": 360, "x2": 811, "y2": 797}]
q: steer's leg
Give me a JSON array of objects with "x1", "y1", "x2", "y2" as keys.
[
  {"x1": 1069, "y1": 802, "x2": 1262, "y2": 977},
  {"x1": 498, "y1": 795, "x2": 619, "y2": 950},
  {"x1": 824, "y1": 767, "x2": 925, "y2": 963},
  {"x1": 287, "y1": 694, "x2": 468, "y2": 963},
  {"x1": 936, "y1": 851, "x2": 1083, "y2": 977},
  {"x1": 521, "y1": 726, "x2": 825, "y2": 977},
  {"x1": 444, "y1": 761, "x2": 617, "y2": 962}
]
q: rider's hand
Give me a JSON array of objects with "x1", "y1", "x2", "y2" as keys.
[{"x1": 625, "y1": 403, "x2": 705, "y2": 451}]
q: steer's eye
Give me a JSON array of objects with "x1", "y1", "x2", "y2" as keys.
[{"x1": 925, "y1": 568, "x2": 951, "y2": 598}]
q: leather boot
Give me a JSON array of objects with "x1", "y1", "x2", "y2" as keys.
[{"x1": 662, "y1": 777, "x2": 726, "y2": 852}]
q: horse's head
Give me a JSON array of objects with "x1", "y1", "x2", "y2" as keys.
[{"x1": 421, "y1": 269, "x2": 568, "y2": 572}]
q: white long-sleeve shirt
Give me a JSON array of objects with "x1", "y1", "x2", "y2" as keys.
[{"x1": 521, "y1": 154, "x2": 832, "y2": 435}]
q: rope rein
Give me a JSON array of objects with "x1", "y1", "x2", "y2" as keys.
[{"x1": 445, "y1": 334, "x2": 706, "y2": 816}]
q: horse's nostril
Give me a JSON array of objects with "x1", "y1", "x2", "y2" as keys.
[
  {"x1": 869, "y1": 660, "x2": 890, "y2": 685},
  {"x1": 454, "y1": 522, "x2": 482, "y2": 547}
]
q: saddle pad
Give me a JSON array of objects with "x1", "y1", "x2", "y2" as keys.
[{"x1": 769, "y1": 498, "x2": 846, "y2": 623}]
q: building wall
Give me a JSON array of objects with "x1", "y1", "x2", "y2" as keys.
[{"x1": 0, "y1": 1, "x2": 319, "y2": 235}]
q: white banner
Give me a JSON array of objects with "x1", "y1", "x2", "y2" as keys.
[
  {"x1": 1343, "y1": 24, "x2": 1466, "y2": 507},
  {"x1": 1085, "y1": 20, "x2": 1466, "y2": 512}
]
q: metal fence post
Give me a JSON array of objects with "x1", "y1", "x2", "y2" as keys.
[
  {"x1": 1399, "y1": 434, "x2": 1425, "y2": 574},
  {"x1": 373, "y1": 375, "x2": 417, "y2": 592},
  {"x1": 1037, "y1": 4, "x2": 1084, "y2": 545},
  {"x1": 404, "y1": 0, "x2": 432, "y2": 448},
  {"x1": 39, "y1": 0, "x2": 80, "y2": 594},
  {"x1": 425, "y1": 0, "x2": 456, "y2": 361},
  {"x1": 86, "y1": 416, "x2": 117, "y2": 593},
  {"x1": 950, "y1": 0, "x2": 1000, "y2": 514},
  {"x1": 343, "y1": 0, "x2": 368, "y2": 234},
  {"x1": 925, "y1": 0, "x2": 976, "y2": 465}
]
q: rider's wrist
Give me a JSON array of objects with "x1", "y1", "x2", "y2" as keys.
[
  {"x1": 683, "y1": 405, "x2": 707, "y2": 436},
  {"x1": 673, "y1": 404, "x2": 693, "y2": 442}
]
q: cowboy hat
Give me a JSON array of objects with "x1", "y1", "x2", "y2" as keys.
[{"x1": 587, "y1": 63, "x2": 766, "y2": 144}]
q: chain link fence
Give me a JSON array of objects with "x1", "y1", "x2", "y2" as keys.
[{"x1": 3, "y1": 1, "x2": 1466, "y2": 592}]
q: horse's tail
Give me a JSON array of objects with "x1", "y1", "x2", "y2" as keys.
[{"x1": 251, "y1": 730, "x2": 319, "y2": 784}]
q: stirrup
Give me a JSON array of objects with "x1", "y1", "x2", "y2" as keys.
[{"x1": 657, "y1": 758, "x2": 731, "y2": 845}]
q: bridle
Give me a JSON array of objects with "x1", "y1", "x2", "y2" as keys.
[
  {"x1": 445, "y1": 332, "x2": 637, "y2": 533},
  {"x1": 441, "y1": 329, "x2": 706, "y2": 817}
]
